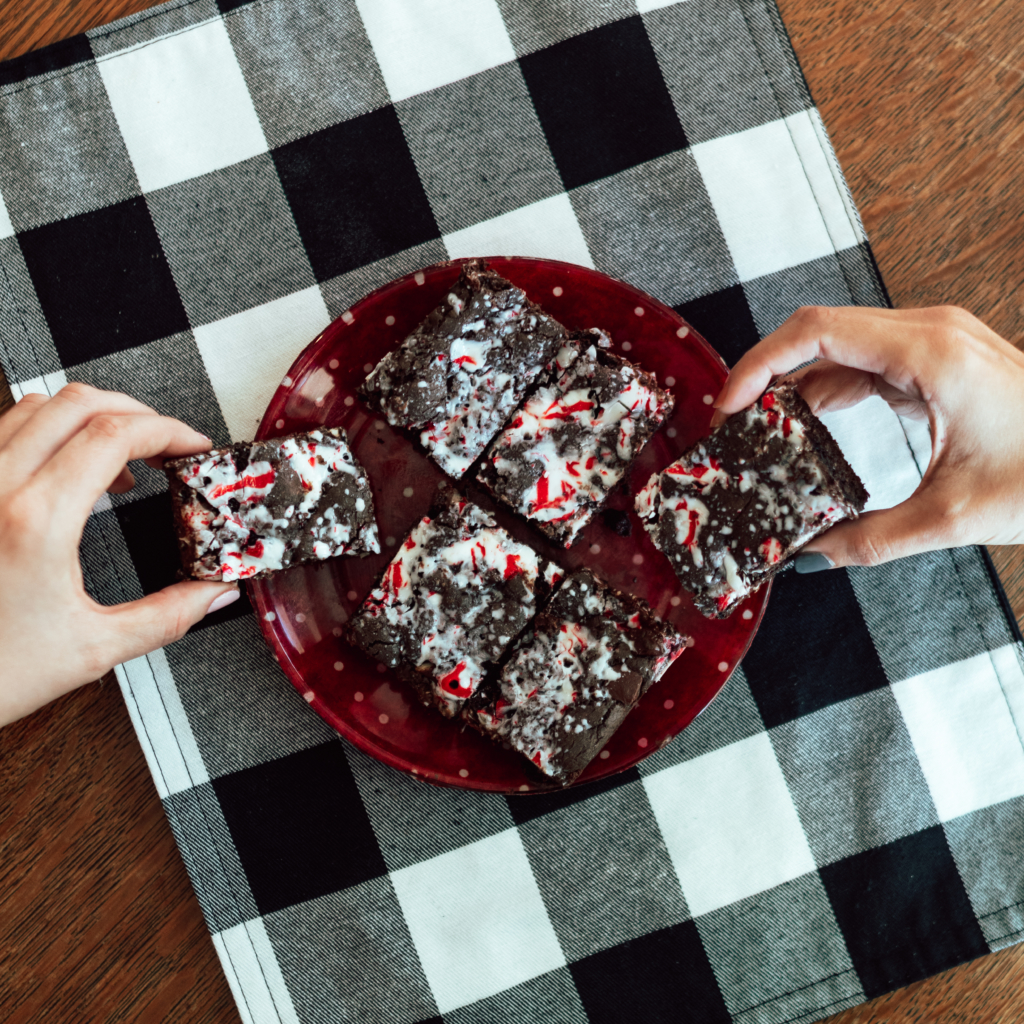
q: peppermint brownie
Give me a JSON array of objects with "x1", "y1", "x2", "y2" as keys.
[
  {"x1": 464, "y1": 568, "x2": 690, "y2": 784},
  {"x1": 165, "y1": 428, "x2": 380, "y2": 582},
  {"x1": 359, "y1": 261, "x2": 575, "y2": 478},
  {"x1": 477, "y1": 335, "x2": 674, "y2": 548},
  {"x1": 346, "y1": 484, "x2": 561, "y2": 717},
  {"x1": 635, "y1": 384, "x2": 868, "y2": 618}
]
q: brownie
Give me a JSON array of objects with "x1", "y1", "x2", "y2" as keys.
[
  {"x1": 359, "y1": 260, "x2": 575, "y2": 477},
  {"x1": 635, "y1": 383, "x2": 869, "y2": 618},
  {"x1": 463, "y1": 568, "x2": 691, "y2": 785},
  {"x1": 346, "y1": 483, "x2": 562, "y2": 717},
  {"x1": 165, "y1": 428, "x2": 380, "y2": 582},
  {"x1": 477, "y1": 334, "x2": 674, "y2": 548}
]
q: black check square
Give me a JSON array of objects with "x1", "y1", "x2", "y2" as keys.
[
  {"x1": 742, "y1": 568, "x2": 890, "y2": 729},
  {"x1": 519, "y1": 16, "x2": 688, "y2": 191},
  {"x1": 820, "y1": 827, "x2": 989, "y2": 998},
  {"x1": 213, "y1": 741, "x2": 388, "y2": 916},
  {"x1": 16, "y1": 197, "x2": 189, "y2": 366},
  {"x1": 570, "y1": 921, "x2": 731, "y2": 1024},
  {"x1": 272, "y1": 106, "x2": 440, "y2": 283},
  {"x1": 675, "y1": 286, "x2": 761, "y2": 367}
]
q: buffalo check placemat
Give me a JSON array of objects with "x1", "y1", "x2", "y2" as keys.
[{"x1": 3, "y1": 1, "x2": 1024, "y2": 1022}]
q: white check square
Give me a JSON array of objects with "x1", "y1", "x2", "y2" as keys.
[
  {"x1": 0, "y1": 188, "x2": 13, "y2": 240},
  {"x1": 97, "y1": 19, "x2": 268, "y2": 193},
  {"x1": 355, "y1": 0, "x2": 516, "y2": 103},
  {"x1": 193, "y1": 285, "x2": 331, "y2": 442},
  {"x1": 892, "y1": 647, "x2": 1024, "y2": 822},
  {"x1": 643, "y1": 732, "x2": 816, "y2": 916},
  {"x1": 691, "y1": 118, "x2": 835, "y2": 282},
  {"x1": 390, "y1": 827, "x2": 565, "y2": 1014},
  {"x1": 11, "y1": 369, "x2": 68, "y2": 401},
  {"x1": 444, "y1": 193, "x2": 594, "y2": 267}
]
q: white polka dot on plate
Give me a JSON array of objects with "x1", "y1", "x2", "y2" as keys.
[
  {"x1": 332, "y1": 626, "x2": 342, "y2": 637},
  {"x1": 328, "y1": 358, "x2": 339, "y2": 370},
  {"x1": 590, "y1": 543, "x2": 601, "y2": 555},
  {"x1": 341, "y1": 311, "x2": 354, "y2": 324},
  {"x1": 670, "y1": 596, "x2": 681, "y2": 607},
  {"x1": 519, "y1": 783, "x2": 530, "y2": 791},
  {"x1": 637, "y1": 737, "x2": 648, "y2": 748},
  {"x1": 663, "y1": 699, "x2": 675, "y2": 710},
  {"x1": 379, "y1": 713, "x2": 389, "y2": 724},
  {"x1": 344, "y1": 396, "x2": 354, "y2": 407},
  {"x1": 665, "y1": 376, "x2": 676, "y2": 387},
  {"x1": 666, "y1": 427, "x2": 677, "y2": 438},
  {"x1": 274, "y1": 419, "x2": 284, "y2": 430},
  {"x1": 633, "y1": 306, "x2": 645, "y2": 317},
  {"x1": 632, "y1": 553, "x2": 644, "y2": 565},
  {"x1": 621, "y1": 340, "x2": 633, "y2": 351},
  {"x1": 385, "y1": 315, "x2": 395, "y2": 325},
  {"x1": 304, "y1": 691, "x2": 315, "y2": 703},
  {"x1": 282, "y1": 375, "x2": 293, "y2": 387},
  {"x1": 334, "y1": 661, "x2": 344, "y2": 671},
  {"x1": 314, "y1": 396, "x2": 324, "y2": 407},
  {"x1": 703, "y1": 394, "x2": 714, "y2": 405},
  {"x1": 599, "y1": 750, "x2": 611, "y2": 760},
  {"x1": 354, "y1": 691, "x2": 364, "y2": 702},
  {"x1": 376, "y1": 664, "x2": 387, "y2": 673},
  {"x1": 403, "y1": 486, "x2": 414, "y2": 497},
  {"x1": 743, "y1": 608, "x2": 754, "y2": 620},
  {"x1": 718, "y1": 661, "x2": 730, "y2": 672},
  {"x1": 676, "y1": 326, "x2": 689, "y2": 338},
  {"x1": 263, "y1": 611, "x2": 276, "y2": 622},
  {"x1": 347, "y1": 590, "x2": 358, "y2": 602},
  {"x1": 295, "y1": 612, "x2": 306, "y2": 623},
  {"x1": 552, "y1": 286, "x2": 563, "y2": 297},
  {"x1": 414, "y1": 271, "x2": 425, "y2": 285},
  {"x1": 363, "y1": 362, "x2": 374, "y2": 373},
  {"x1": 374, "y1": 419, "x2": 385, "y2": 429},
  {"x1": 458, "y1": 768, "x2": 469, "y2": 778}
]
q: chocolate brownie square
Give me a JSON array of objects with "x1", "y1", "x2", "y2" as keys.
[
  {"x1": 359, "y1": 260, "x2": 575, "y2": 477},
  {"x1": 346, "y1": 483, "x2": 562, "y2": 717},
  {"x1": 165, "y1": 427, "x2": 380, "y2": 582},
  {"x1": 464, "y1": 568, "x2": 691, "y2": 785},
  {"x1": 635, "y1": 383, "x2": 868, "y2": 618},
  {"x1": 477, "y1": 334, "x2": 674, "y2": 548}
]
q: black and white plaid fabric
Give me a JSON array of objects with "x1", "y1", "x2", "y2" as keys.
[{"x1": 3, "y1": 1, "x2": 1024, "y2": 1021}]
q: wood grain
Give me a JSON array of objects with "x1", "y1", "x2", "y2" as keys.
[{"x1": 1, "y1": 0, "x2": 1023, "y2": 1022}]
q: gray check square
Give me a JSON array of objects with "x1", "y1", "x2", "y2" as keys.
[
  {"x1": 519, "y1": 778, "x2": 690, "y2": 960},
  {"x1": 266, "y1": 876, "x2": 438, "y2": 1024},
  {"x1": 164, "y1": 781, "x2": 259, "y2": 932},
  {"x1": 163, "y1": 615, "x2": 336, "y2": 780},
  {"x1": 146, "y1": 152, "x2": 315, "y2": 327},
  {"x1": 638, "y1": 666, "x2": 766, "y2": 777},
  {"x1": 396, "y1": 63, "x2": 563, "y2": 235},
  {"x1": 80, "y1": 508, "x2": 140, "y2": 605},
  {"x1": 771, "y1": 688, "x2": 938, "y2": 865},
  {"x1": 847, "y1": 550, "x2": 997, "y2": 684},
  {"x1": 0, "y1": 63, "x2": 139, "y2": 231},
  {"x1": 0, "y1": 236, "x2": 61, "y2": 382},
  {"x1": 949, "y1": 545, "x2": 1024, "y2": 655},
  {"x1": 735, "y1": 0, "x2": 812, "y2": 119},
  {"x1": 570, "y1": 148, "x2": 737, "y2": 306},
  {"x1": 644, "y1": 0, "x2": 782, "y2": 145},
  {"x1": 319, "y1": 238, "x2": 448, "y2": 321},
  {"x1": 944, "y1": 796, "x2": 1024, "y2": 950},
  {"x1": 742, "y1": 253, "x2": 853, "y2": 337},
  {"x1": 696, "y1": 872, "x2": 863, "y2": 1024},
  {"x1": 447, "y1": 968, "x2": 588, "y2": 1024},
  {"x1": 494, "y1": 0, "x2": 636, "y2": 57},
  {"x1": 837, "y1": 242, "x2": 887, "y2": 307},
  {"x1": 87, "y1": 0, "x2": 219, "y2": 56},
  {"x1": 225, "y1": 0, "x2": 390, "y2": 149},
  {"x1": 343, "y1": 743, "x2": 516, "y2": 871}
]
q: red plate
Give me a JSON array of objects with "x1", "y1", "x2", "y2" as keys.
[{"x1": 250, "y1": 257, "x2": 768, "y2": 793}]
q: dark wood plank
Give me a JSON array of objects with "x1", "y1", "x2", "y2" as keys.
[{"x1": 1, "y1": 0, "x2": 1023, "y2": 1022}]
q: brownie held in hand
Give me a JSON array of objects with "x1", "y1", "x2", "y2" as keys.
[
  {"x1": 477, "y1": 334, "x2": 674, "y2": 547},
  {"x1": 359, "y1": 261, "x2": 575, "y2": 478},
  {"x1": 635, "y1": 384, "x2": 868, "y2": 618},
  {"x1": 464, "y1": 568, "x2": 691, "y2": 784},
  {"x1": 346, "y1": 483, "x2": 561, "y2": 718},
  {"x1": 165, "y1": 428, "x2": 380, "y2": 582}
]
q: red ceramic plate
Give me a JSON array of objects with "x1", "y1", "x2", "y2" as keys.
[{"x1": 250, "y1": 257, "x2": 768, "y2": 793}]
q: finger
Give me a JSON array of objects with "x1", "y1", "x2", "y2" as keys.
[
  {"x1": 0, "y1": 391, "x2": 49, "y2": 450},
  {"x1": 34, "y1": 412, "x2": 213, "y2": 522},
  {"x1": 795, "y1": 492, "x2": 961, "y2": 570},
  {"x1": 713, "y1": 306, "x2": 932, "y2": 415},
  {"x1": 0, "y1": 383, "x2": 161, "y2": 492},
  {"x1": 95, "y1": 582, "x2": 240, "y2": 666},
  {"x1": 108, "y1": 465, "x2": 136, "y2": 494},
  {"x1": 788, "y1": 361, "x2": 879, "y2": 415}
]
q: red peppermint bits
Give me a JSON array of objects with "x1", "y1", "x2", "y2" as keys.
[
  {"x1": 438, "y1": 662, "x2": 473, "y2": 698},
  {"x1": 717, "y1": 594, "x2": 731, "y2": 612},
  {"x1": 759, "y1": 537, "x2": 783, "y2": 563},
  {"x1": 565, "y1": 460, "x2": 580, "y2": 478},
  {"x1": 207, "y1": 469, "x2": 276, "y2": 501},
  {"x1": 765, "y1": 409, "x2": 780, "y2": 428},
  {"x1": 504, "y1": 554, "x2": 523, "y2": 579},
  {"x1": 245, "y1": 539, "x2": 265, "y2": 559},
  {"x1": 453, "y1": 355, "x2": 477, "y2": 367},
  {"x1": 761, "y1": 392, "x2": 776, "y2": 409},
  {"x1": 782, "y1": 417, "x2": 792, "y2": 438}
]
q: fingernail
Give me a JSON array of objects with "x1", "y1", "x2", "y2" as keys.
[
  {"x1": 709, "y1": 409, "x2": 728, "y2": 429},
  {"x1": 794, "y1": 552, "x2": 835, "y2": 574},
  {"x1": 206, "y1": 588, "x2": 241, "y2": 615}
]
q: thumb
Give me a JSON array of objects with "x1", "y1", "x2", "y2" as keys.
[
  {"x1": 795, "y1": 494, "x2": 955, "y2": 571},
  {"x1": 99, "y1": 581, "x2": 240, "y2": 664}
]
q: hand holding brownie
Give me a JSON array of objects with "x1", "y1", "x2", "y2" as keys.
[
  {"x1": 713, "y1": 305, "x2": 1024, "y2": 568},
  {"x1": 0, "y1": 384, "x2": 238, "y2": 727}
]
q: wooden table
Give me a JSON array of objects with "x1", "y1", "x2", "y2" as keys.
[{"x1": 2, "y1": 0, "x2": 1023, "y2": 1020}]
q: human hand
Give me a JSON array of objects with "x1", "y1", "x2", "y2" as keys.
[
  {"x1": 711, "y1": 305, "x2": 1024, "y2": 569},
  {"x1": 0, "y1": 383, "x2": 238, "y2": 727}
]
